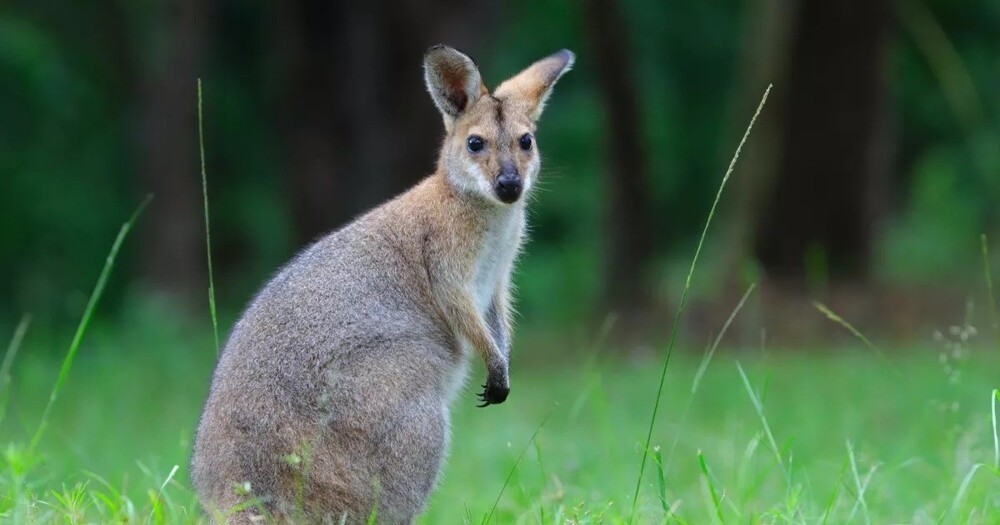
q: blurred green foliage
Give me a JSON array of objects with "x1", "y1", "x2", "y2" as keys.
[
  {"x1": 879, "y1": 0, "x2": 1000, "y2": 280},
  {"x1": 0, "y1": 0, "x2": 997, "y2": 330}
]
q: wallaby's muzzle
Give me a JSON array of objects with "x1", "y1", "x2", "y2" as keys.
[{"x1": 495, "y1": 171, "x2": 522, "y2": 204}]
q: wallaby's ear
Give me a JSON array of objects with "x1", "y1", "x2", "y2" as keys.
[
  {"x1": 423, "y1": 45, "x2": 488, "y2": 129},
  {"x1": 494, "y1": 49, "x2": 575, "y2": 121}
]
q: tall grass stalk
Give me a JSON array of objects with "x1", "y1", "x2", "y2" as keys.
[
  {"x1": 0, "y1": 314, "x2": 31, "y2": 426},
  {"x1": 198, "y1": 79, "x2": 220, "y2": 353},
  {"x1": 29, "y1": 195, "x2": 152, "y2": 452},
  {"x1": 627, "y1": 85, "x2": 771, "y2": 523}
]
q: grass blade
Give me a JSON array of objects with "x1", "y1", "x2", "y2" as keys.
[
  {"x1": 845, "y1": 440, "x2": 872, "y2": 525},
  {"x1": 0, "y1": 314, "x2": 31, "y2": 426},
  {"x1": 568, "y1": 314, "x2": 618, "y2": 420},
  {"x1": 992, "y1": 389, "x2": 999, "y2": 471},
  {"x1": 697, "y1": 450, "x2": 725, "y2": 524},
  {"x1": 813, "y1": 302, "x2": 881, "y2": 357},
  {"x1": 147, "y1": 464, "x2": 179, "y2": 524},
  {"x1": 819, "y1": 459, "x2": 848, "y2": 525},
  {"x1": 735, "y1": 362, "x2": 786, "y2": 480},
  {"x1": 198, "y1": 78, "x2": 220, "y2": 354},
  {"x1": 983, "y1": 234, "x2": 997, "y2": 332},
  {"x1": 693, "y1": 283, "x2": 756, "y2": 394},
  {"x1": 628, "y1": 85, "x2": 771, "y2": 523},
  {"x1": 482, "y1": 409, "x2": 553, "y2": 525},
  {"x1": 29, "y1": 195, "x2": 152, "y2": 452},
  {"x1": 813, "y1": 302, "x2": 902, "y2": 380},
  {"x1": 663, "y1": 283, "x2": 758, "y2": 477},
  {"x1": 941, "y1": 463, "x2": 984, "y2": 523},
  {"x1": 653, "y1": 446, "x2": 668, "y2": 515}
]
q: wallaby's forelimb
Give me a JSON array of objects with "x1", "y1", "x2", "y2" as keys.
[{"x1": 439, "y1": 289, "x2": 509, "y2": 406}]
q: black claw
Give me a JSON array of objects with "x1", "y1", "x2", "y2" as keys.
[
  {"x1": 476, "y1": 388, "x2": 489, "y2": 408},
  {"x1": 476, "y1": 380, "x2": 510, "y2": 408}
]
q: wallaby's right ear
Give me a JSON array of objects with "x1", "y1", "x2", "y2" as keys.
[{"x1": 423, "y1": 45, "x2": 487, "y2": 130}]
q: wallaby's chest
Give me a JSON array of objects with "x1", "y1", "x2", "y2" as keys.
[{"x1": 470, "y1": 211, "x2": 523, "y2": 314}]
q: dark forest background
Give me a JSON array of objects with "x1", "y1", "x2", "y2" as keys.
[{"x1": 1, "y1": 0, "x2": 998, "y2": 346}]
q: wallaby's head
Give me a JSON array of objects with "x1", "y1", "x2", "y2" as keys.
[{"x1": 424, "y1": 45, "x2": 574, "y2": 205}]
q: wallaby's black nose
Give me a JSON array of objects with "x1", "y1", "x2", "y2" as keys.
[{"x1": 494, "y1": 173, "x2": 522, "y2": 204}]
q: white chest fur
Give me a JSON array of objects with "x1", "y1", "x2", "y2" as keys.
[{"x1": 470, "y1": 208, "x2": 524, "y2": 315}]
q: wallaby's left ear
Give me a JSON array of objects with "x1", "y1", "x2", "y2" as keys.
[
  {"x1": 424, "y1": 45, "x2": 488, "y2": 130},
  {"x1": 494, "y1": 49, "x2": 575, "y2": 121}
]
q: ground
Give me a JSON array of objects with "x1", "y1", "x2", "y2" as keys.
[{"x1": 1, "y1": 316, "x2": 998, "y2": 524}]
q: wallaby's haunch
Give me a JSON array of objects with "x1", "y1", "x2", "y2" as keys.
[{"x1": 191, "y1": 46, "x2": 574, "y2": 524}]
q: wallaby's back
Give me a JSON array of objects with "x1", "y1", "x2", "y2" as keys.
[{"x1": 192, "y1": 195, "x2": 460, "y2": 523}]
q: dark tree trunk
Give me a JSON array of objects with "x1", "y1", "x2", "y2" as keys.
[
  {"x1": 138, "y1": 0, "x2": 209, "y2": 302},
  {"x1": 583, "y1": 0, "x2": 654, "y2": 316},
  {"x1": 271, "y1": 0, "x2": 352, "y2": 246},
  {"x1": 270, "y1": 0, "x2": 496, "y2": 247},
  {"x1": 752, "y1": 0, "x2": 892, "y2": 283}
]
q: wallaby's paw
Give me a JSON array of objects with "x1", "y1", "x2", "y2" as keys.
[{"x1": 476, "y1": 382, "x2": 510, "y2": 407}]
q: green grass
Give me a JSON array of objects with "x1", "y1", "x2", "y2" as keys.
[
  {"x1": 2, "y1": 316, "x2": 998, "y2": 523},
  {"x1": 4, "y1": 82, "x2": 999, "y2": 523},
  {"x1": 4, "y1": 84, "x2": 997, "y2": 525}
]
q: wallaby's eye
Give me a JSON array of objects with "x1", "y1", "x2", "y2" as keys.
[
  {"x1": 519, "y1": 133, "x2": 533, "y2": 151},
  {"x1": 467, "y1": 135, "x2": 485, "y2": 153}
]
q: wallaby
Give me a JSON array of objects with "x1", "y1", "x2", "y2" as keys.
[{"x1": 191, "y1": 45, "x2": 574, "y2": 524}]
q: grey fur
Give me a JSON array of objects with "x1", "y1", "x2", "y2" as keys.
[
  {"x1": 485, "y1": 301, "x2": 508, "y2": 359},
  {"x1": 192, "y1": 210, "x2": 465, "y2": 524}
]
